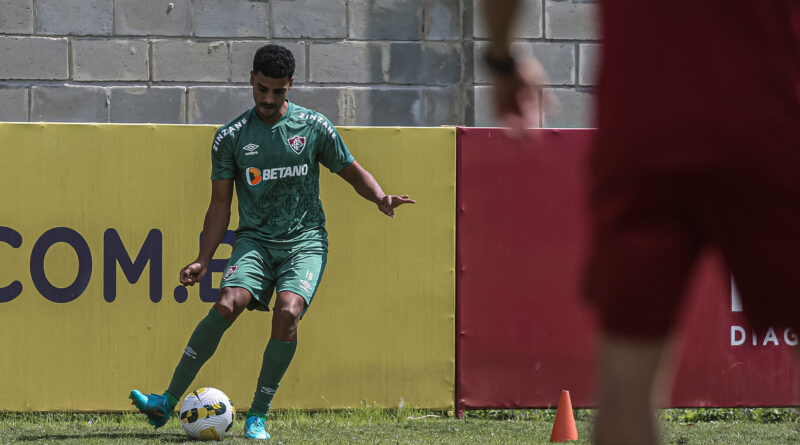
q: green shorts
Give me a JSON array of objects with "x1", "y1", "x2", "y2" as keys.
[{"x1": 219, "y1": 238, "x2": 328, "y2": 317}]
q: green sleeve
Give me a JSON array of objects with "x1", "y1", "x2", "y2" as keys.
[
  {"x1": 211, "y1": 131, "x2": 236, "y2": 180},
  {"x1": 317, "y1": 123, "x2": 354, "y2": 173}
]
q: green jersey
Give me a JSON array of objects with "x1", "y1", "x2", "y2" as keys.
[{"x1": 210, "y1": 102, "x2": 354, "y2": 246}]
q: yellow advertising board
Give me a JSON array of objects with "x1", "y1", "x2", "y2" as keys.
[{"x1": 0, "y1": 123, "x2": 455, "y2": 411}]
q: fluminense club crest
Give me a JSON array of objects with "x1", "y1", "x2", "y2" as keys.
[
  {"x1": 223, "y1": 266, "x2": 237, "y2": 280},
  {"x1": 288, "y1": 136, "x2": 306, "y2": 154}
]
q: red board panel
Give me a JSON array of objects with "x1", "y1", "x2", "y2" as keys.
[{"x1": 456, "y1": 127, "x2": 799, "y2": 411}]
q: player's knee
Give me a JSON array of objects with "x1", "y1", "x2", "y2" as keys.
[
  {"x1": 214, "y1": 287, "x2": 250, "y2": 322},
  {"x1": 273, "y1": 304, "x2": 301, "y2": 325},
  {"x1": 212, "y1": 301, "x2": 236, "y2": 323},
  {"x1": 274, "y1": 292, "x2": 305, "y2": 320}
]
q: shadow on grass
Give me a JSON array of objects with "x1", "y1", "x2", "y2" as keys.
[{"x1": 18, "y1": 432, "x2": 189, "y2": 442}]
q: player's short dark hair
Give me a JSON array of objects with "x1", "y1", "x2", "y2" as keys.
[{"x1": 253, "y1": 44, "x2": 295, "y2": 79}]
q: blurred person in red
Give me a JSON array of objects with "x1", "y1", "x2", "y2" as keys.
[{"x1": 482, "y1": 1, "x2": 800, "y2": 444}]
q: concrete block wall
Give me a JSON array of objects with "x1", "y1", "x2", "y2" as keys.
[
  {"x1": 0, "y1": 0, "x2": 599, "y2": 127},
  {"x1": 470, "y1": 0, "x2": 598, "y2": 127}
]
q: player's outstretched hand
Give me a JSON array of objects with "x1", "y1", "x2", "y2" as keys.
[
  {"x1": 180, "y1": 261, "x2": 207, "y2": 286},
  {"x1": 378, "y1": 195, "x2": 416, "y2": 218}
]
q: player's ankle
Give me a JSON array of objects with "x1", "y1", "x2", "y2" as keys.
[
  {"x1": 246, "y1": 409, "x2": 267, "y2": 419},
  {"x1": 163, "y1": 391, "x2": 179, "y2": 410}
]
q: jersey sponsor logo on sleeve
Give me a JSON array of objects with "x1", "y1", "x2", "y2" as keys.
[
  {"x1": 212, "y1": 117, "x2": 248, "y2": 151},
  {"x1": 246, "y1": 164, "x2": 309, "y2": 185},
  {"x1": 288, "y1": 136, "x2": 306, "y2": 154},
  {"x1": 213, "y1": 132, "x2": 224, "y2": 152},
  {"x1": 298, "y1": 113, "x2": 338, "y2": 140}
]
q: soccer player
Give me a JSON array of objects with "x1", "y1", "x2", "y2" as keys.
[
  {"x1": 482, "y1": 1, "x2": 800, "y2": 445},
  {"x1": 129, "y1": 44, "x2": 415, "y2": 440}
]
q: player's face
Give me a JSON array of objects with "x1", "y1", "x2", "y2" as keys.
[{"x1": 250, "y1": 71, "x2": 293, "y2": 123}]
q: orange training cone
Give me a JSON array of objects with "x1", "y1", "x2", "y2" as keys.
[{"x1": 550, "y1": 390, "x2": 578, "y2": 442}]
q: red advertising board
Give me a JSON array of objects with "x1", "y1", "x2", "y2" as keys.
[{"x1": 456, "y1": 127, "x2": 799, "y2": 413}]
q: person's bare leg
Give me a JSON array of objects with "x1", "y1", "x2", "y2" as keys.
[
  {"x1": 271, "y1": 291, "x2": 306, "y2": 342},
  {"x1": 594, "y1": 332, "x2": 673, "y2": 445}
]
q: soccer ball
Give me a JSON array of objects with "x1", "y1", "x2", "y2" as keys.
[{"x1": 179, "y1": 387, "x2": 235, "y2": 441}]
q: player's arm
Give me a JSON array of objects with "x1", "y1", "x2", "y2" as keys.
[
  {"x1": 483, "y1": 0, "x2": 519, "y2": 62},
  {"x1": 482, "y1": 0, "x2": 549, "y2": 132},
  {"x1": 180, "y1": 179, "x2": 234, "y2": 286},
  {"x1": 336, "y1": 161, "x2": 415, "y2": 218}
]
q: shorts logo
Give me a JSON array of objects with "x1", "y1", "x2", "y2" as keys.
[
  {"x1": 288, "y1": 136, "x2": 306, "y2": 154},
  {"x1": 299, "y1": 280, "x2": 312, "y2": 292},
  {"x1": 243, "y1": 143, "x2": 259, "y2": 156},
  {"x1": 223, "y1": 266, "x2": 237, "y2": 280}
]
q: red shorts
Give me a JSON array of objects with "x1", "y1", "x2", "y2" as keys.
[
  {"x1": 585, "y1": 128, "x2": 800, "y2": 338},
  {"x1": 586, "y1": 0, "x2": 800, "y2": 338}
]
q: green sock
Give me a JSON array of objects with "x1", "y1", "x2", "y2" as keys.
[
  {"x1": 162, "y1": 391, "x2": 179, "y2": 410},
  {"x1": 166, "y1": 308, "x2": 231, "y2": 401},
  {"x1": 247, "y1": 338, "x2": 297, "y2": 418}
]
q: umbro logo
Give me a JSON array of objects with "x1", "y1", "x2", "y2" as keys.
[
  {"x1": 243, "y1": 143, "x2": 259, "y2": 156},
  {"x1": 288, "y1": 136, "x2": 306, "y2": 155},
  {"x1": 184, "y1": 346, "x2": 198, "y2": 360}
]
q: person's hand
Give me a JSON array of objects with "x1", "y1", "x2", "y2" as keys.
[
  {"x1": 180, "y1": 261, "x2": 207, "y2": 286},
  {"x1": 492, "y1": 57, "x2": 559, "y2": 136},
  {"x1": 377, "y1": 195, "x2": 416, "y2": 218}
]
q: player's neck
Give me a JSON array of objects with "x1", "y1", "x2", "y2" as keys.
[{"x1": 254, "y1": 100, "x2": 289, "y2": 125}]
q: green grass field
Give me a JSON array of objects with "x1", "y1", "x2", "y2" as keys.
[{"x1": 1, "y1": 408, "x2": 799, "y2": 444}]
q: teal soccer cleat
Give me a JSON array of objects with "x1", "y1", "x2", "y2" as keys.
[
  {"x1": 244, "y1": 415, "x2": 271, "y2": 440},
  {"x1": 129, "y1": 390, "x2": 174, "y2": 429}
]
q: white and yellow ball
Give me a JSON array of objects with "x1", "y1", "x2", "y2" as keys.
[{"x1": 179, "y1": 387, "x2": 235, "y2": 441}]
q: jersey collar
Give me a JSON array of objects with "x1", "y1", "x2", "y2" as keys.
[{"x1": 251, "y1": 101, "x2": 293, "y2": 128}]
